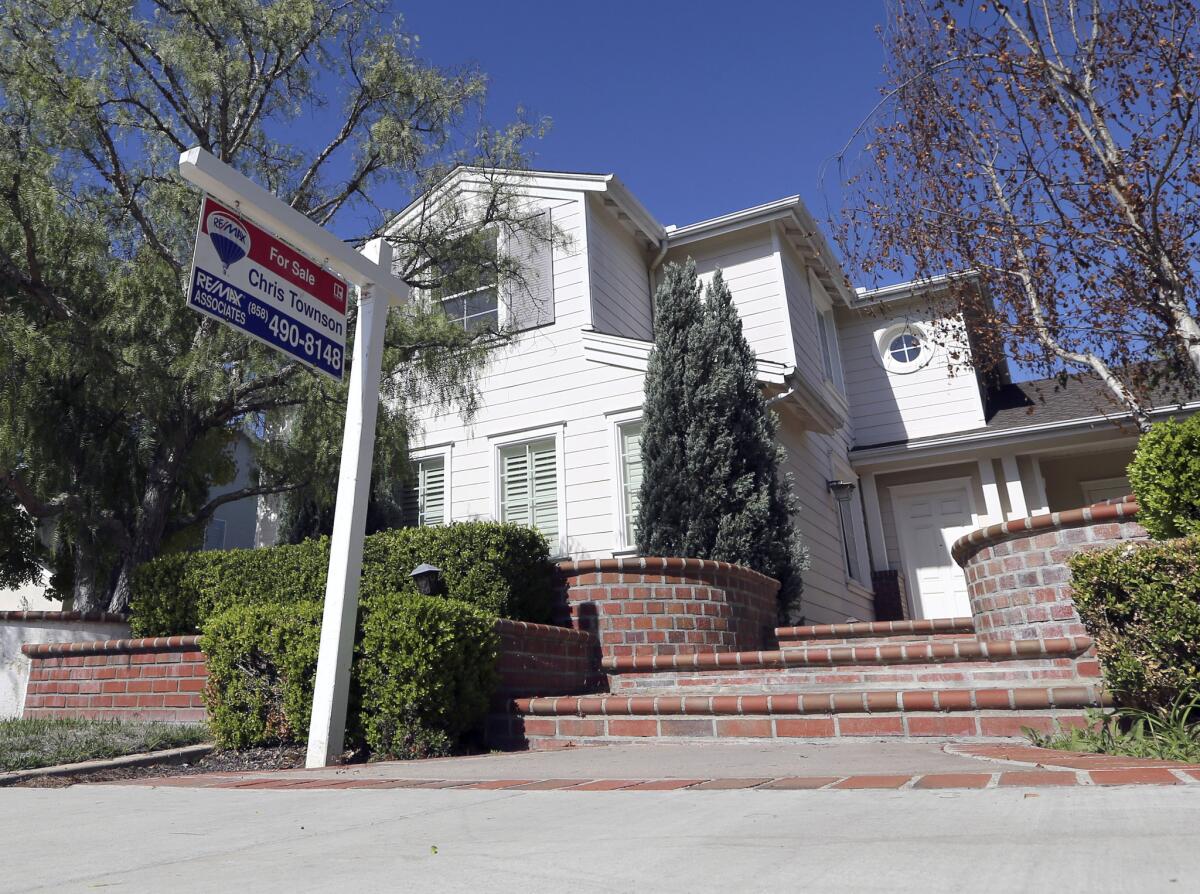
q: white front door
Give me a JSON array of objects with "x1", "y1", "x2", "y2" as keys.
[{"x1": 892, "y1": 484, "x2": 976, "y2": 619}]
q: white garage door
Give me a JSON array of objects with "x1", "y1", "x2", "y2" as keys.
[{"x1": 892, "y1": 484, "x2": 976, "y2": 620}]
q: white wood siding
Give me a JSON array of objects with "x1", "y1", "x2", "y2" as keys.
[
  {"x1": 776, "y1": 414, "x2": 874, "y2": 624},
  {"x1": 664, "y1": 227, "x2": 794, "y2": 366},
  {"x1": 586, "y1": 197, "x2": 654, "y2": 340},
  {"x1": 836, "y1": 306, "x2": 986, "y2": 447},
  {"x1": 406, "y1": 189, "x2": 646, "y2": 558},
  {"x1": 778, "y1": 240, "x2": 824, "y2": 387}
]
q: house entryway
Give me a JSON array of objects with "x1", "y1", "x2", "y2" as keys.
[{"x1": 890, "y1": 480, "x2": 977, "y2": 619}]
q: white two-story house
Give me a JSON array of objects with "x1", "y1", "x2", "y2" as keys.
[{"x1": 389, "y1": 168, "x2": 1199, "y2": 626}]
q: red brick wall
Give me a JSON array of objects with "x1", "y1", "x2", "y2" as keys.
[
  {"x1": 556, "y1": 557, "x2": 779, "y2": 660},
  {"x1": 954, "y1": 502, "x2": 1147, "y2": 641},
  {"x1": 493, "y1": 619, "x2": 601, "y2": 697},
  {"x1": 23, "y1": 620, "x2": 600, "y2": 726},
  {"x1": 22, "y1": 636, "x2": 207, "y2": 724}
]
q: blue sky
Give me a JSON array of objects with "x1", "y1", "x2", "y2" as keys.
[{"x1": 402, "y1": 2, "x2": 888, "y2": 257}]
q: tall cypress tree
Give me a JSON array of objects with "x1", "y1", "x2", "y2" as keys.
[{"x1": 636, "y1": 262, "x2": 809, "y2": 617}]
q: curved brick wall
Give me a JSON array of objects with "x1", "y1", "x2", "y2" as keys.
[
  {"x1": 556, "y1": 557, "x2": 779, "y2": 660},
  {"x1": 952, "y1": 500, "x2": 1147, "y2": 641}
]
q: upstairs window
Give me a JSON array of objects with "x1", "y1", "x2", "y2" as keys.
[
  {"x1": 499, "y1": 438, "x2": 559, "y2": 541},
  {"x1": 431, "y1": 229, "x2": 499, "y2": 333},
  {"x1": 402, "y1": 455, "x2": 446, "y2": 527},
  {"x1": 878, "y1": 323, "x2": 931, "y2": 374}
]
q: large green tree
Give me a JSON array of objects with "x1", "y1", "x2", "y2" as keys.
[
  {"x1": 636, "y1": 260, "x2": 809, "y2": 616},
  {"x1": 0, "y1": 0, "x2": 544, "y2": 612}
]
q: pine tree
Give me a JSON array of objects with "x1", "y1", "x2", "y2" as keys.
[
  {"x1": 636, "y1": 262, "x2": 809, "y2": 616},
  {"x1": 635, "y1": 260, "x2": 705, "y2": 557}
]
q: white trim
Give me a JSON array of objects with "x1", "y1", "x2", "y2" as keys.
[
  {"x1": 876, "y1": 323, "x2": 933, "y2": 375},
  {"x1": 831, "y1": 458, "x2": 872, "y2": 589},
  {"x1": 609, "y1": 412, "x2": 644, "y2": 552},
  {"x1": 999, "y1": 454, "x2": 1028, "y2": 520},
  {"x1": 977, "y1": 458, "x2": 1004, "y2": 524},
  {"x1": 851, "y1": 400, "x2": 1200, "y2": 463},
  {"x1": 1030, "y1": 456, "x2": 1050, "y2": 515},
  {"x1": 489, "y1": 423, "x2": 568, "y2": 557},
  {"x1": 860, "y1": 474, "x2": 889, "y2": 573}
]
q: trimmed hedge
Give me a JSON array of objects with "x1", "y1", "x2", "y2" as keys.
[
  {"x1": 358, "y1": 591, "x2": 498, "y2": 758},
  {"x1": 130, "y1": 521, "x2": 555, "y2": 636},
  {"x1": 1070, "y1": 536, "x2": 1200, "y2": 709},
  {"x1": 201, "y1": 592, "x2": 498, "y2": 755},
  {"x1": 202, "y1": 601, "x2": 323, "y2": 749},
  {"x1": 1128, "y1": 415, "x2": 1200, "y2": 539}
]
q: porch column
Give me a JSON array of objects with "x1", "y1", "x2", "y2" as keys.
[
  {"x1": 1029, "y1": 457, "x2": 1050, "y2": 515},
  {"x1": 999, "y1": 454, "x2": 1028, "y2": 520},
  {"x1": 977, "y1": 458, "x2": 1005, "y2": 524},
  {"x1": 859, "y1": 473, "x2": 890, "y2": 572}
]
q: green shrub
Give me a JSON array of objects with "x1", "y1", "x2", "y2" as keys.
[
  {"x1": 1128, "y1": 415, "x2": 1200, "y2": 539},
  {"x1": 130, "y1": 521, "x2": 555, "y2": 636},
  {"x1": 200, "y1": 592, "x2": 498, "y2": 754},
  {"x1": 358, "y1": 590, "x2": 498, "y2": 758},
  {"x1": 201, "y1": 601, "x2": 323, "y2": 749},
  {"x1": 1069, "y1": 536, "x2": 1200, "y2": 709}
]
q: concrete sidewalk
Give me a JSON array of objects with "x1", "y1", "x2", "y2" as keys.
[
  {"x1": 3, "y1": 783, "x2": 1199, "y2": 892},
  {"x1": 121, "y1": 740, "x2": 1200, "y2": 791}
]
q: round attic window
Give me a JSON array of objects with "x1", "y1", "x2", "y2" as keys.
[{"x1": 877, "y1": 324, "x2": 931, "y2": 374}]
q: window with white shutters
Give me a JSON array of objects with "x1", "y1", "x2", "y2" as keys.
[
  {"x1": 402, "y1": 456, "x2": 446, "y2": 527},
  {"x1": 499, "y1": 439, "x2": 558, "y2": 540},
  {"x1": 618, "y1": 420, "x2": 643, "y2": 548}
]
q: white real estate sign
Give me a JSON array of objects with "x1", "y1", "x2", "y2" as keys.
[{"x1": 187, "y1": 194, "x2": 349, "y2": 380}]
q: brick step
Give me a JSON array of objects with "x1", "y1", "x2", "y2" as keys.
[
  {"x1": 604, "y1": 636, "x2": 1093, "y2": 675},
  {"x1": 605, "y1": 637, "x2": 1096, "y2": 693},
  {"x1": 781, "y1": 632, "x2": 980, "y2": 647},
  {"x1": 499, "y1": 686, "x2": 1108, "y2": 746},
  {"x1": 775, "y1": 617, "x2": 976, "y2": 646},
  {"x1": 608, "y1": 658, "x2": 1097, "y2": 695}
]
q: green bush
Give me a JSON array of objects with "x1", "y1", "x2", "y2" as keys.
[
  {"x1": 1069, "y1": 536, "x2": 1200, "y2": 709},
  {"x1": 201, "y1": 601, "x2": 323, "y2": 749},
  {"x1": 358, "y1": 590, "x2": 498, "y2": 758},
  {"x1": 1128, "y1": 415, "x2": 1200, "y2": 539},
  {"x1": 130, "y1": 521, "x2": 555, "y2": 636},
  {"x1": 200, "y1": 592, "x2": 498, "y2": 754}
]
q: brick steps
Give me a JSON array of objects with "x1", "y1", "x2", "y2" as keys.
[
  {"x1": 500, "y1": 685, "x2": 1108, "y2": 747},
  {"x1": 603, "y1": 636, "x2": 1097, "y2": 694},
  {"x1": 775, "y1": 617, "x2": 976, "y2": 647},
  {"x1": 496, "y1": 617, "x2": 1107, "y2": 747}
]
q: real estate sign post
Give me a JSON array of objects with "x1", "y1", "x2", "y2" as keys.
[{"x1": 178, "y1": 147, "x2": 408, "y2": 768}]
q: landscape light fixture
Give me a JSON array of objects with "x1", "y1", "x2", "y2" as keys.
[
  {"x1": 410, "y1": 563, "x2": 443, "y2": 596},
  {"x1": 827, "y1": 480, "x2": 857, "y2": 504}
]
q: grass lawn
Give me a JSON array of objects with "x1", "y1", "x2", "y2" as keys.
[{"x1": 0, "y1": 717, "x2": 210, "y2": 772}]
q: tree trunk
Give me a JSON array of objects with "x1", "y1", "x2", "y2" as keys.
[
  {"x1": 71, "y1": 540, "x2": 105, "y2": 614},
  {"x1": 107, "y1": 441, "x2": 185, "y2": 615}
]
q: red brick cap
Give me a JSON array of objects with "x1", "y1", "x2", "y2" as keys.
[
  {"x1": 951, "y1": 499, "x2": 1140, "y2": 567},
  {"x1": 493, "y1": 617, "x2": 595, "y2": 642},
  {"x1": 21, "y1": 635, "x2": 202, "y2": 658},
  {"x1": 556, "y1": 555, "x2": 779, "y2": 590},
  {"x1": 0, "y1": 610, "x2": 127, "y2": 623}
]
